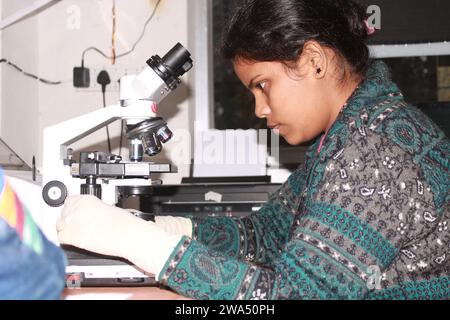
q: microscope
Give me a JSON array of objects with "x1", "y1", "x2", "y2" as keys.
[{"x1": 41, "y1": 43, "x2": 193, "y2": 244}]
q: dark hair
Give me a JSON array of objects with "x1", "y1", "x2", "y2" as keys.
[{"x1": 222, "y1": 0, "x2": 371, "y2": 76}]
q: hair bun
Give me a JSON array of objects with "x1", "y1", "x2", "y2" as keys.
[{"x1": 333, "y1": 0, "x2": 368, "y2": 41}]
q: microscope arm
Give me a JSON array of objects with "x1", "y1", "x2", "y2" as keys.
[{"x1": 43, "y1": 103, "x2": 153, "y2": 183}]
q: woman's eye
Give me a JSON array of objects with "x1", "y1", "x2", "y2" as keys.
[{"x1": 256, "y1": 81, "x2": 266, "y2": 91}]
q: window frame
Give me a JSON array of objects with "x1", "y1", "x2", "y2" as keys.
[
  {"x1": 189, "y1": 1, "x2": 450, "y2": 173},
  {"x1": 192, "y1": 0, "x2": 450, "y2": 131}
]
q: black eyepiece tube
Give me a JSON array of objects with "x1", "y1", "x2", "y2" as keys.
[
  {"x1": 162, "y1": 43, "x2": 193, "y2": 77},
  {"x1": 146, "y1": 43, "x2": 193, "y2": 90}
]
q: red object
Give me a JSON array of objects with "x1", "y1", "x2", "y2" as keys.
[
  {"x1": 151, "y1": 102, "x2": 158, "y2": 114},
  {"x1": 317, "y1": 127, "x2": 330, "y2": 154}
]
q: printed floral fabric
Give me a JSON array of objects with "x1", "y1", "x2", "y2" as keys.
[
  {"x1": 0, "y1": 168, "x2": 66, "y2": 299},
  {"x1": 159, "y1": 61, "x2": 449, "y2": 300}
]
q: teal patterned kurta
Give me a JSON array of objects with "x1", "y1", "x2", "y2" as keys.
[{"x1": 158, "y1": 61, "x2": 450, "y2": 300}]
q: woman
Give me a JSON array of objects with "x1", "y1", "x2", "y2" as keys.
[{"x1": 57, "y1": 0, "x2": 449, "y2": 299}]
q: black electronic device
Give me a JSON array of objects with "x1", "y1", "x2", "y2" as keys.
[
  {"x1": 63, "y1": 246, "x2": 157, "y2": 288},
  {"x1": 137, "y1": 182, "x2": 282, "y2": 218}
]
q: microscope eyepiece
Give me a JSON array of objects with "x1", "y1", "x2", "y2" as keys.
[
  {"x1": 162, "y1": 43, "x2": 193, "y2": 77},
  {"x1": 146, "y1": 42, "x2": 193, "y2": 91},
  {"x1": 121, "y1": 44, "x2": 192, "y2": 161}
]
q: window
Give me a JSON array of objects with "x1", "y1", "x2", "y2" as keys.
[
  {"x1": 190, "y1": 0, "x2": 450, "y2": 172},
  {"x1": 212, "y1": 0, "x2": 264, "y2": 131},
  {"x1": 211, "y1": 0, "x2": 307, "y2": 170},
  {"x1": 210, "y1": 2, "x2": 450, "y2": 136}
]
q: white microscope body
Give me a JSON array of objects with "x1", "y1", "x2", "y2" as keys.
[{"x1": 41, "y1": 43, "x2": 193, "y2": 244}]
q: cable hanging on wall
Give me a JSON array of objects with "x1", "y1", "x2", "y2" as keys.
[
  {"x1": 0, "y1": 59, "x2": 62, "y2": 85},
  {"x1": 111, "y1": 0, "x2": 117, "y2": 65},
  {"x1": 81, "y1": 0, "x2": 162, "y2": 66}
]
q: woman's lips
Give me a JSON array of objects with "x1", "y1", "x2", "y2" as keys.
[{"x1": 268, "y1": 123, "x2": 281, "y2": 131}]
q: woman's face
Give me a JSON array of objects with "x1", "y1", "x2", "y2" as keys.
[{"x1": 233, "y1": 56, "x2": 332, "y2": 145}]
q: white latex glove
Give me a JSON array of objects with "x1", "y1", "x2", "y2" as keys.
[
  {"x1": 57, "y1": 195, "x2": 183, "y2": 280},
  {"x1": 154, "y1": 216, "x2": 193, "y2": 238}
]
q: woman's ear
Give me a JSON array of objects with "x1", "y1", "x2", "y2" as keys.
[{"x1": 300, "y1": 40, "x2": 328, "y2": 79}]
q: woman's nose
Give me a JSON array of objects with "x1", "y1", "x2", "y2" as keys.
[{"x1": 255, "y1": 99, "x2": 271, "y2": 119}]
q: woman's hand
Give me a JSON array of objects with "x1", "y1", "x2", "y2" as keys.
[
  {"x1": 57, "y1": 195, "x2": 183, "y2": 278},
  {"x1": 154, "y1": 215, "x2": 193, "y2": 237}
]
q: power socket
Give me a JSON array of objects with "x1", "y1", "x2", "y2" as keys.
[{"x1": 77, "y1": 65, "x2": 146, "y2": 92}]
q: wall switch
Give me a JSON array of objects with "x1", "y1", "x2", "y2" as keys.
[{"x1": 76, "y1": 65, "x2": 146, "y2": 92}]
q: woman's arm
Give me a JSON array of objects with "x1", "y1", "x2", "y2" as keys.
[
  {"x1": 153, "y1": 166, "x2": 309, "y2": 267},
  {"x1": 190, "y1": 167, "x2": 308, "y2": 266},
  {"x1": 158, "y1": 126, "x2": 449, "y2": 300},
  {"x1": 158, "y1": 235, "x2": 369, "y2": 300}
]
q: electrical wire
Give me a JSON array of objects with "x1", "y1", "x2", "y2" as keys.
[
  {"x1": 0, "y1": 59, "x2": 62, "y2": 85},
  {"x1": 81, "y1": 0, "x2": 162, "y2": 64},
  {"x1": 101, "y1": 90, "x2": 112, "y2": 153},
  {"x1": 119, "y1": 120, "x2": 124, "y2": 157},
  {"x1": 111, "y1": 0, "x2": 117, "y2": 64}
]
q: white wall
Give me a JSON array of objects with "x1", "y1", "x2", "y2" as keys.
[
  {"x1": 2, "y1": 0, "x2": 191, "y2": 183},
  {"x1": 0, "y1": 2, "x2": 2, "y2": 135},
  {"x1": 1, "y1": 0, "x2": 40, "y2": 167}
]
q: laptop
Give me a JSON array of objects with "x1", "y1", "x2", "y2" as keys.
[{"x1": 63, "y1": 245, "x2": 157, "y2": 288}]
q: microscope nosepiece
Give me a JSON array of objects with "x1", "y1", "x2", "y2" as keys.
[{"x1": 126, "y1": 118, "x2": 173, "y2": 158}]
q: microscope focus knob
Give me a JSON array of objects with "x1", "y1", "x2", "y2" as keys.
[
  {"x1": 42, "y1": 180, "x2": 68, "y2": 207},
  {"x1": 80, "y1": 183, "x2": 102, "y2": 199},
  {"x1": 80, "y1": 176, "x2": 102, "y2": 199}
]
